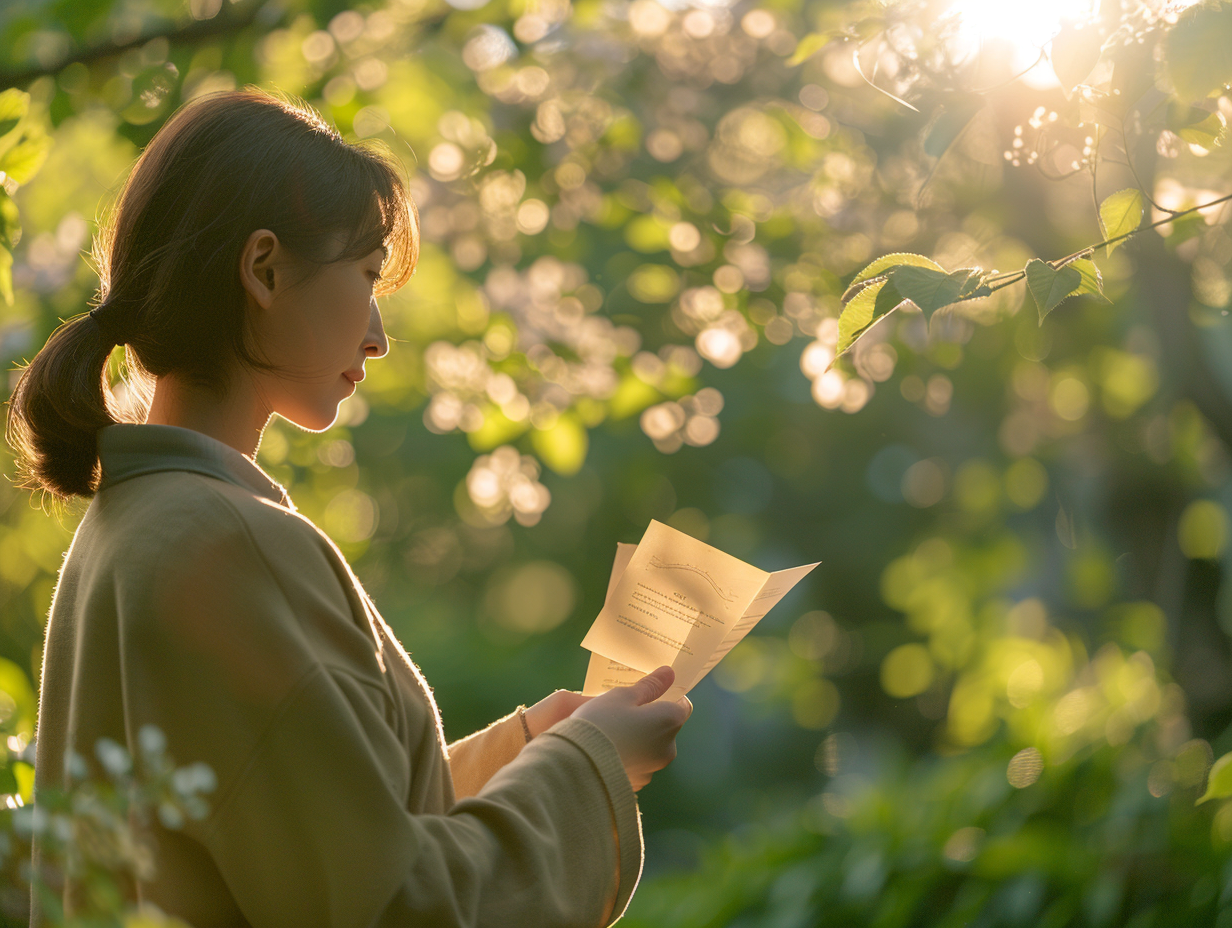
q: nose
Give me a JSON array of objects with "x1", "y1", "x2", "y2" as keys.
[{"x1": 365, "y1": 297, "x2": 389, "y2": 359}]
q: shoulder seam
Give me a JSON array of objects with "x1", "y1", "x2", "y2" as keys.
[{"x1": 191, "y1": 479, "x2": 326, "y2": 617}]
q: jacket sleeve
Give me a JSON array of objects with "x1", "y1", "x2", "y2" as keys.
[
  {"x1": 124, "y1": 485, "x2": 643, "y2": 928},
  {"x1": 206, "y1": 667, "x2": 641, "y2": 928},
  {"x1": 447, "y1": 710, "x2": 529, "y2": 800}
]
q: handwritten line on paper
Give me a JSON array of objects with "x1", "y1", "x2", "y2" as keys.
[
  {"x1": 630, "y1": 583, "x2": 719, "y2": 629},
  {"x1": 631, "y1": 587, "x2": 701, "y2": 622},
  {"x1": 616, "y1": 616, "x2": 693, "y2": 655},
  {"x1": 648, "y1": 555, "x2": 737, "y2": 601}
]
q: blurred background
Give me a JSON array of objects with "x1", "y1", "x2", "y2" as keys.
[{"x1": 2, "y1": 0, "x2": 1232, "y2": 923}]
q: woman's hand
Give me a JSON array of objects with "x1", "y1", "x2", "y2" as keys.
[
  {"x1": 570, "y1": 666, "x2": 692, "y2": 791},
  {"x1": 523, "y1": 689, "x2": 593, "y2": 739}
]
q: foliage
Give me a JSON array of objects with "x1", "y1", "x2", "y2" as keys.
[
  {"x1": 0, "y1": 704, "x2": 213, "y2": 926},
  {"x1": 626, "y1": 533, "x2": 1231, "y2": 926},
  {"x1": 0, "y1": 87, "x2": 51, "y2": 306},
  {"x1": 0, "y1": 0, "x2": 1232, "y2": 923},
  {"x1": 626, "y1": 734, "x2": 1227, "y2": 928}
]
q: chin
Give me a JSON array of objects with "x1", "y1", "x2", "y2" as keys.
[{"x1": 279, "y1": 405, "x2": 341, "y2": 433}]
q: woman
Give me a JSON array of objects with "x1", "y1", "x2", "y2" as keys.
[{"x1": 7, "y1": 88, "x2": 690, "y2": 926}]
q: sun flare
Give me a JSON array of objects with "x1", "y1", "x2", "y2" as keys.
[
  {"x1": 939, "y1": 0, "x2": 1100, "y2": 86},
  {"x1": 948, "y1": 0, "x2": 1097, "y2": 49}
]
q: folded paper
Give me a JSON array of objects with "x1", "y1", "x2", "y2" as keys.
[{"x1": 581, "y1": 520, "x2": 819, "y2": 700}]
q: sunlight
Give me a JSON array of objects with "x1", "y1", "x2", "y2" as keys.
[
  {"x1": 948, "y1": 0, "x2": 1097, "y2": 50},
  {"x1": 941, "y1": 0, "x2": 1100, "y2": 87}
]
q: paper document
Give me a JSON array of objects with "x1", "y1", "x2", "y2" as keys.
[{"x1": 581, "y1": 520, "x2": 819, "y2": 700}]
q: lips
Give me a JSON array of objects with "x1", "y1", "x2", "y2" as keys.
[{"x1": 343, "y1": 369, "x2": 365, "y2": 384}]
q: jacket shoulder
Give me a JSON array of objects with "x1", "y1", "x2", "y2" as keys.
[
  {"x1": 90, "y1": 472, "x2": 343, "y2": 595},
  {"x1": 89, "y1": 472, "x2": 383, "y2": 679}
]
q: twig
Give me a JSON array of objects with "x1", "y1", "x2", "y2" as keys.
[
  {"x1": 970, "y1": 191, "x2": 1232, "y2": 296},
  {"x1": 0, "y1": 3, "x2": 264, "y2": 89},
  {"x1": 1089, "y1": 125, "x2": 1102, "y2": 228},
  {"x1": 1120, "y1": 115, "x2": 1178, "y2": 216},
  {"x1": 850, "y1": 38, "x2": 920, "y2": 113}
]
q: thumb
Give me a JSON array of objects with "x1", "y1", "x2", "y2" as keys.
[{"x1": 629, "y1": 666, "x2": 674, "y2": 705}]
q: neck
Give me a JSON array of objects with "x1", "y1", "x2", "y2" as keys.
[{"x1": 144, "y1": 372, "x2": 271, "y2": 460}]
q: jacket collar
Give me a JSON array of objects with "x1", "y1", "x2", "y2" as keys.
[{"x1": 97, "y1": 424, "x2": 294, "y2": 509}]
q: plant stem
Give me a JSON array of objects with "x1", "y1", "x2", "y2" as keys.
[
  {"x1": 976, "y1": 191, "x2": 1232, "y2": 294},
  {"x1": 1119, "y1": 118, "x2": 1176, "y2": 216}
]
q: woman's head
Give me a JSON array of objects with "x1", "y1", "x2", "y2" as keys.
[
  {"x1": 5, "y1": 87, "x2": 418, "y2": 499},
  {"x1": 235, "y1": 225, "x2": 390, "y2": 432}
]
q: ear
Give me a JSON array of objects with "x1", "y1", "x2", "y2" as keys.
[{"x1": 239, "y1": 229, "x2": 282, "y2": 310}]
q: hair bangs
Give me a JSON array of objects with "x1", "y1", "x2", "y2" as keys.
[{"x1": 332, "y1": 146, "x2": 419, "y2": 298}]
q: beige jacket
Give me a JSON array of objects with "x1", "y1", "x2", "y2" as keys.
[{"x1": 31, "y1": 423, "x2": 642, "y2": 927}]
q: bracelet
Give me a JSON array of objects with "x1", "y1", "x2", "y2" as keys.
[{"x1": 517, "y1": 706, "x2": 533, "y2": 743}]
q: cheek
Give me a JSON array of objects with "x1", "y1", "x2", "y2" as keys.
[
  {"x1": 299, "y1": 282, "x2": 370, "y2": 361},
  {"x1": 320, "y1": 277, "x2": 373, "y2": 341}
]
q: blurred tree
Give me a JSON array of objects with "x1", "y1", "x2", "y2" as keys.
[{"x1": 2, "y1": 0, "x2": 1232, "y2": 924}]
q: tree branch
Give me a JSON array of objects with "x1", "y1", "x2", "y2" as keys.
[{"x1": 0, "y1": 2, "x2": 265, "y2": 90}]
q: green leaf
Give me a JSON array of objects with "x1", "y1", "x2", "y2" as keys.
[
  {"x1": 849, "y1": 16, "x2": 887, "y2": 41},
  {"x1": 532, "y1": 413, "x2": 588, "y2": 476},
  {"x1": 845, "y1": 252, "x2": 945, "y2": 299},
  {"x1": 1165, "y1": 0, "x2": 1232, "y2": 103},
  {"x1": 1051, "y1": 21, "x2": 1103, "y2": 95},
  {"x1": 0, "y1": 134, "x2": 51, "y2": 186},
  {"x1": 836, "y1": 279, "x2": 885, "y2": 357},
  {"x1": 1179, "y1": 112, "x2": 1228, "y2": 150},
  {"x1": 609, "y1": 372, "x2": 662, "y2": 420},
  {"x1": 0, "y1": 190, "x2": 20, "y2": 250},
  {"x1": 1168, "y1": 101, "x2": 1229, "y2": 150},
  {"x1": 0, "y1": 246, "x2": 11, "y2": 307},
  {"x1": 467, "y1": 407, "x2": 530, "y2": 452},
  {"x1": 625, "y1": 216, "x2": 672, "y2": 253},
  {"x1": 0, "y1": 89, "x2": 29, "y2": 158},
  {"x1": 887, "y1": 265, "x2": 984, "y2": 321},
  {"x1": 873, "y1": 278, "x2": 906, "y2": 318},
  {"x1": 1198, "y1": 751, "x2": 1232, "y2": 803},
  {"x1": 1069, "y1": 259, "x2": 1109, "y2": 301},
  {"x1": 0, "y1": 655, "x2": 35, "y2": 735},
  {"x1": 788, "y1": 32, "x2": 830, "y2": 67},
  {"x1": 923, "y1": 97, "x2": 983, "y2": 160},
  {"x1": 1098, "y1": 188, "x2": 1145, "y2": 255},
  {"x1": 832, "y1": 278, "x2": 917, "y2": 362},
  {"x1": 1026, "y1": 259, "x2": 1082, "y2": 322},
  {"x1": 13, "y1": 761, "x2": 32, "y2": 803}
]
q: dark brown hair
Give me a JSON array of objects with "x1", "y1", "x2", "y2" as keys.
[{"x1": 5, "y1": 87, "x2": 418, "y2": 499}]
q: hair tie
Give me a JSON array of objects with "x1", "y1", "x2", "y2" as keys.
[{"x1": 88, "y1": 305, "x2": 129, "y2": 346}]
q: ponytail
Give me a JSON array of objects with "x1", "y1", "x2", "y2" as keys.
[
  {"x1": 4, "y1": 87, "x2": 418, "y2": 502},
  {"x1": 6, "y1": 308, "x2": 134, "y2": 499}
]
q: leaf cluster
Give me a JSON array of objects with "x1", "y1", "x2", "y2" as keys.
[
  {"x1": 3, "y1": 727, "x2": 213, "y2": 927},
  {"x1": 0, "y1": 88, "x2": 51, "y2": 305}
]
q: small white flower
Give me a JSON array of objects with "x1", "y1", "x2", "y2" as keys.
[
  {"x1": 172, "y1": 762, "x2": 217, "y2": 796},
  {"x1": 138, "y1": 724, "x2": 167, "y2": 759},
  {"x1": 63, "y1": 750, "x2": 87, "y2": 782},
  {"x1": 158, "y1": 801, "x2": 184, "y2": 830},
  {"x1": 95, "y1": 738, "x2": 131, "y2": 778}
]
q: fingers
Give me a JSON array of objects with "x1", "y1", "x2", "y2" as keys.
[
  {"x1": 628, "y1": 665, "x2": 674, "y2": 706},
  {"x1": 676, "y1": 695, "x2": 694, "y2": 721}
]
